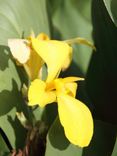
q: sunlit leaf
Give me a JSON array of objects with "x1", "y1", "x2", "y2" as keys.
[
  {"x1": 0, "y1": 0, "x2": 50, "y2": 45},
  {"x1": 103, "y1": 0, "x2": 117, "y2": 26}
]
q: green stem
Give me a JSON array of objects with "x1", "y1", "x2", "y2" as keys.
[{"x1": 0, "y1": 127, "x2": 13, "y2": 152}]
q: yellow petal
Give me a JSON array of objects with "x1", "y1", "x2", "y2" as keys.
[
  {"x1": 62, "y1": 47, "x2": 72, "y2": 71},
  {"x1": 57, "y1": 94, "x2": 93, "y2": 147},
  {"x1": 8, "y1": 39, "x2": 30, "y2": 64},
  {"x1": 64, "y1": 82, "x2": 77, "y2": 97},
  {"x1": 62, "y1": 77, "x2": 84, "y2": 97},
  {"x1": 31, "y1": 38, "x2": 72, "y2": 82},
  {"x1": 26, "y1": 49, "x2": 44, "y2": 80},
  {"x1": 25, "y1": 33, "x2": 49, "y2": 80},
  {"x1": 64, "y1": 37, "x2": 96, "y2": 51},
  {"x1": 54, "y1": 78, "x2": 77, "y2": 97},
  {"x1": 62, "y1": 77, "x2": 84, "y2": 83},
  {"x1": 37, "y1": 33, "x2": 50, "y2": 40},
  {"x1": 28, "y1": 79, "x2": 56, "y2": 107}
]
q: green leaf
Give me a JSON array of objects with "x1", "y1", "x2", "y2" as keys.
[
  {"x1": 45, "y1": 117, "x2": 83, "y2": 156},
  {"x1": 85, "y1": 0, "x2": 117, "y2": 155},
  {"x1": 103, "y1": 0, "x2": 117, "y2": 26},
  {"x1": 50, "y1": 0, "x2": 93, "y2": 74},
  {"x1": 47, "y1": 0, "x2": 62, "y2": 15},
  {"x1": 0, "y1": 0, "x2": 50, "y2": 45},
  {"x1": 33, "y1": 104, "x2": 57, "y2": 127},
  {"x1": 0, "y1": 107, "x2": 27, "y2": 150},
  {"x1": 86, "y1": 0, "x2": 117, "y2": 123},
  {"x1": 33, "y1": 107, "x2": 45, "y2": 121},
  {"x1": 0, "y1": 46, "x2": 22, "y2": 116}
]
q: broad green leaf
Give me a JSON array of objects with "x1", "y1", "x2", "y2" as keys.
[
  {"x1": 0, "y1": 46, "x2": 29, "y2": 117},
  {"x1": 45, "y1": 117, "x2": 83, "y2": 156},
  {"x1": 0, "y1": 46, "x2": 21, "y2": 116},
  {"x1": 0, "y1": 38, "x2": 32, "y2": 154},
  {"x1": 0, "y1": 0, "x2": 50, "y2": 45},
  {"x1": 49, "y1": 0, "x2": 93, "y2": 74},
  {"x1": 0, "y1": 108, "x2": 27, "y2": 150},
  {"x1": 47, "y1": 0, "x2": 62, "y2": 15},
  {"x1": 103, "y1": 0, "x2": 117, "y2": 26}
]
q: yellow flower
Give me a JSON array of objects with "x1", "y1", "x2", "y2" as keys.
[
  {"x1": 8, "y1": 33, "x2": 95, "y2": 80},
  {"x1": 8, "y1": 32, "x2": 93, "y2": 147},
  {"x1": 31, "y1": 38, "x2": 72, "y2": 82},
  {"x1": 8, "y1": 33, "x2": 72, "y2": 81},
  {"x1": 8, "y1": 33, "x2": 49, "y2": 80},
  {"x1": 28, "y1": 77, "x2": 93, "y2": 147}
]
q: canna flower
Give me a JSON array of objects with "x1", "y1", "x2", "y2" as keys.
[
  {"x1": 8, "y1": 33, "x2": 95, "y2": 81},
  {"x1": 28, "y1": 77, "x2": 93, "y2": 147},
  {"x1": 30, "y1": 35, "x2": 95, "y2": 80},
  {"x1": 8, "y1": 33, "x2": 73, "y2": 81},
  {"x1": 8, "y1": 32, "x2": 94, "y2": 147},
  {"x1": 31, "y1": 38, "x2": 72, "y2": 82},
  {"x1": 8, "y1": 33, "x2": 49, "y2": 80}
]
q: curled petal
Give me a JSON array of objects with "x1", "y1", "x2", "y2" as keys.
[
  {"x1": 37, "y1": 33, "x2": 50, "y2": 41},
  {"x1": 28, "y1": 79, "x2": 56, "y2": 107},
  {"x1": 61, "y1": 47, "x2": 72, "y2": 71},
  {"x1": 26, "y1": 49, "x2": 44, "y2": 80},
  {"x1": 31, "y1": 38, "x2": 72, "y2": 82},
  {"x1": 8, "y1": 39, "x2": 30, "y2": 64},
  {"x1": 64, "y1": 82, "x2": 77, "y2": 97},
  {"x1": 8, "y1": 38, "x2": 44, "y2": 80},
  {"x1": 54, "y1": 78, "x2": 78, "y2": 97},
  {"x1": 54, "y1": 77, "x2": 84, "y2": 97},
  {"x1": 57, "y1": 94, "x2": 93, "y2": 147},
  {"x1": 64, "y1": 37, "x2": 96, "y2": 50},
  {"x1": 62, "y1": 77, "x2": 84, "y2": 83}
]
